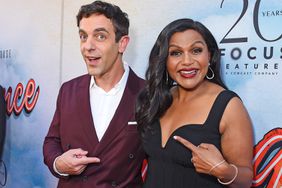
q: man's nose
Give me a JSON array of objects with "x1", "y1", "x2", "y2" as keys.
[{"x1": 83, "y1": 37, "x2": 96, "y2": 51}]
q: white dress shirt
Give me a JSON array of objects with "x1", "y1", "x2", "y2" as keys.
[{"x1": 89, "y1": 63, "x2": 129, "y2": 141}]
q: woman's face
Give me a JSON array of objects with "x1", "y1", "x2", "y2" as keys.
[{"x1": 167, "y1": 29, "x2": 210, "y2": 90}]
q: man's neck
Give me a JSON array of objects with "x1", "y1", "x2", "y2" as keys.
[{"x1": 94, "y1": 62, "x2": 125, "y2": 92}]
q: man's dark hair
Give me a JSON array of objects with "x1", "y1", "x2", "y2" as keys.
[{"x1": 76, "y1": 0, "x2": 129, "y2": 42}]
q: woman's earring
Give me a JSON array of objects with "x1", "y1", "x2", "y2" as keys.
[
  {"x1": 166, "y1": 71, "x2": 169, "y2": 84},
  {"x1": 206, "y1": 64, "x2": 215, "y2": 80}
]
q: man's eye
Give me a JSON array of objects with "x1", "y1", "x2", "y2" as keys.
[
  {"x1": 96, "y1": 34, "x2": 106, "y2": 41},
  {"x1": 192, "y1": 48, "x2": 203, "y2": 54},
  {"x1": 169, "y1": 51, "x2": 182, "y2": 56},
  {"x1": 79, "y1": 34, "x2": 87, "y2": 41}
]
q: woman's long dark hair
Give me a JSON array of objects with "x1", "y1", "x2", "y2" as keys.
[{"x1": 136, "y1": 18, "x2": 227, "y2": 136}]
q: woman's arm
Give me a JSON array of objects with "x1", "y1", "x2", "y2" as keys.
[{"x1": 216, "y1": 97, "x2": 254, "y2": 188}]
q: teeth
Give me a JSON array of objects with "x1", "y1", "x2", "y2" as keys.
[{"x1": 181, "y1": 70, "x2": 196, "y2": 74}]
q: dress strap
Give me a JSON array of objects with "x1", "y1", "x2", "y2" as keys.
[{"x1": 205, "y1": 90, "x2": 239, "y2": 130}]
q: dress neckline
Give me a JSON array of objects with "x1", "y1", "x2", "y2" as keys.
[
  {"x1": 158, "y1": 120, "x2": 204, "y2": 149},
  {"x1": 158, "y1": 90, "x2": 227, "y2": 149}
]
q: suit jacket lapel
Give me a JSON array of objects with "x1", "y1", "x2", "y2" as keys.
[
  {"x1": 93, "y1": 69, "x2": 139, "y2": 155},
  {"x1": 77, "y1": 75, "x2": 99, "y2": 149}
]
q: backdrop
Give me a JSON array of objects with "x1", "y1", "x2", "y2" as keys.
[{"x1": 0, "y1": 0, "x2": 281, "y2": 187}]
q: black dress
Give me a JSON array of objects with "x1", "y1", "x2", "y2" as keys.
[{"x1": 142, "y1": 90, "x2": 238, "y2": 188}]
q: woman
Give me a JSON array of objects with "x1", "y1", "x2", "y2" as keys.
[{"x1": 136, "y1": 18, "x2": 253, "y2": 188}]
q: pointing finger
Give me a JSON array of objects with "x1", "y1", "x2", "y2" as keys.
[
  {"x1": 78, "y1": 157, "x2": 101, "y2": 165},
  {"x1": 173, "y1": 136, "x2": 197, "y2": 152}
]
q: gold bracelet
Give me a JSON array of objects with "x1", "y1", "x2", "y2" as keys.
[
  {"x1": 208, "y1": 159, "x2": 226, "y2": 175},
  {"x1": 217, "y1": 164, "x2": 238, "y2": 185}
]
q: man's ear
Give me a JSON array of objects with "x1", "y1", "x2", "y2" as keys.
[{"x1": 118, "y1": 35, "x2": 130, "y2": 53}]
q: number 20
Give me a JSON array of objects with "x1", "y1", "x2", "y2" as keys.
[{"x1": 220, "y1": 0, "x2": 282, "y2": 43}]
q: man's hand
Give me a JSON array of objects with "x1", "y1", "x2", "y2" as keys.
[{"x1": 55, "y1": 148, "x2": 100, "y2": 175}]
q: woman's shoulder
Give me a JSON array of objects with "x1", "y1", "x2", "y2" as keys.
[
  {"x1": 206, "y1": 82, "x2": 238, "y2": 99},
  {"x1": 219, "y1": 90, "x2": 251, "y2": 132}
]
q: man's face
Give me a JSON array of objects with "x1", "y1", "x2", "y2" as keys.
[{"x1": 79, "y1": 14, "x2": 127, "y2": 78}]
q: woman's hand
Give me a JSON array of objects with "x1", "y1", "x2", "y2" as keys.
[{"x1": 173, "y1": 135, "x2": 227, "y2": 175}]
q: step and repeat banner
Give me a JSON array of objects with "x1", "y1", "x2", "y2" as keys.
[
  {"x1": 0, "y1": 0, "x2": 62, "y2": 187},
  {"x1": 0, "y1": 0, "x2": 281, "y2": 187}
]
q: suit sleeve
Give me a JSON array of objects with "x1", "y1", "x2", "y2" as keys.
[
  {"x1": 43, "y1": 84, "x2": 68, "y2": 179},
  {"x1": 0, "y1": 86, "x2": 6, "y2": 158}
]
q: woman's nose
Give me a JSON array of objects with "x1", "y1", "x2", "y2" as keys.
[{"x1": 182, "y1": 53, "x2": 193, "y2": 65}]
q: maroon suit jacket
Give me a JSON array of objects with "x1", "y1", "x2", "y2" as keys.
[{"x1": 43, "y1": 69, "x2": 145, "y2": 188}]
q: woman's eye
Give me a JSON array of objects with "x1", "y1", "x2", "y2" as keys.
[
  {"x1": 169, "y1": 51, "x2": 182, "y2": 56},
  {"x1": 192, "y1": 48, "x2": 203, "y2": 54}
]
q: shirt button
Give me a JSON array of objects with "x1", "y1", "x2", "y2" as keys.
[
  {"x1": 111, "y1": 181, "x2": 117, "y2": 187},
  {"x1": 129, "y1": 153, "x2": 134, "y2": 159}
]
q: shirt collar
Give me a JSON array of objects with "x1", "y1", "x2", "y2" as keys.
[{"x1": 89, "y1": 62, "x2": 129, "y2": 95}]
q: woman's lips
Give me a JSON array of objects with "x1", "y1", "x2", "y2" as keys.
[{"x1": 179, "y1": 69, "x2": 198, "y2": 78}]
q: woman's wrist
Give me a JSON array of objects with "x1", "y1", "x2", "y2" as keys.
[
  {"x1": 213, "y1": 162, "x2": 238, "y2": 185},
  {"x1": 217, "y1": 164, "x2": 238, "y2": 185}
]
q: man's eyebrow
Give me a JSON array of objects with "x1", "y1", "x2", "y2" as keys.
[
  {"x1": 94, "y1": 27, "x2": 109, "y2": 33},
  {"x1": 78, "y1": 29, "x2": 86, "y2": 34},
  {"x1": 78, "y1": 27, "x2": 109, "y2": 34}
]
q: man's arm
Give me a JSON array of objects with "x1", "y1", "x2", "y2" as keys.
[
  {"x1": 43, "y1": 86, "x2": 66, "y2": 178},
  {"x1": 43, "y1": 85, "x2": 100, "y2": 178}
]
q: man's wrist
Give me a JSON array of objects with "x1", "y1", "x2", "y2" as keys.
[{"x1": 53, "y1": 156, "x2": 69, "y2": 176}]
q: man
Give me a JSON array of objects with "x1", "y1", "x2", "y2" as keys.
[
  {"x1": 0, "y1": 85, "x2": 5, "y2": 158},
  {"x1": 43, "y1": 1, "x2": 145, "y2": 187}
]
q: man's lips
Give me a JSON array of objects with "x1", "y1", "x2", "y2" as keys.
[{"x1": 86, "y1": 56, "x2": 101, "y2": 65}]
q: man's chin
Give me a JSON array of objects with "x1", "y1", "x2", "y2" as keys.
[
  {"x1": 87, "y1": 70, "x2": 102, "y2": 78},
  {"x1": 87, "y1": 70, "x2": 97, "y2": 76}
]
